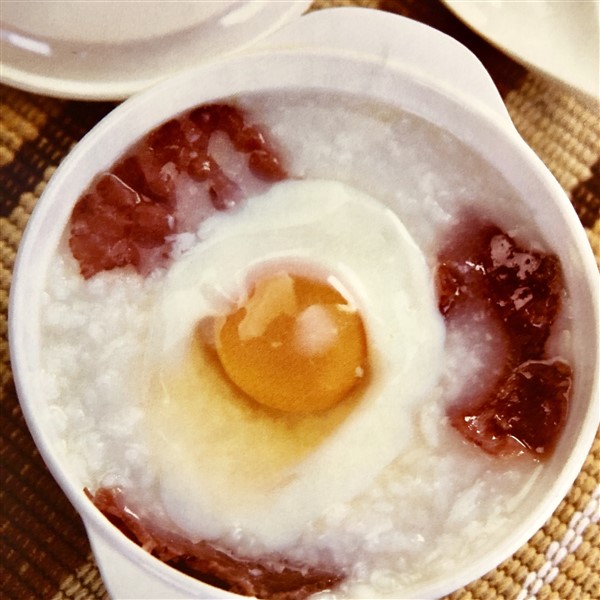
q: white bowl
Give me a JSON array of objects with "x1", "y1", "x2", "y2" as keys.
[
  {"x1": 9, "y1": 8, "x2": 599, "y2": 600},
  {"x1": 0, "y1": 0, "x2": 311, "y2": 100}
]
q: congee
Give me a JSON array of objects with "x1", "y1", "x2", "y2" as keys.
[{"x1": 40, "y1": 91, "x2": 572, "y2": 600}]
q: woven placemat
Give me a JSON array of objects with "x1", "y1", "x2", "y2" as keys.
[{"x1": 1, "y1": 1, "x2": 599, "y2": 599}]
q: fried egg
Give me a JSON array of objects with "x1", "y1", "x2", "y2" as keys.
[{"x1": 142, "y1": 179, "x2": 445, "y2": 551}]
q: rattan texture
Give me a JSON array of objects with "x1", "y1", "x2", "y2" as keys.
[{"x1": 1, "y1": 1, "x2": 598, "y2": 599}]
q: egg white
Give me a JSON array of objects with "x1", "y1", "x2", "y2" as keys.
[{"x1": 141, "y1": 179, "x2": 445, "y2": 552}]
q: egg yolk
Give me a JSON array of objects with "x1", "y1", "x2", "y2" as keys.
[{"x1": 215, "y1": 273, "x2": 368, "y2": 413}]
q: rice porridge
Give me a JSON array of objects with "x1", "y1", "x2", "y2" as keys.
[{"x1": 39, "y1": 91, "x2": 572, "y2": 599}]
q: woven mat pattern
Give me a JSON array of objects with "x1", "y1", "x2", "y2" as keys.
[{"x1": 1, "y1": 1, "x2": 599, "y2": 599}]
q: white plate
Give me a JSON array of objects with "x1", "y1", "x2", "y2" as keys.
[
  {"x1": 0, "y1": 0, "x2": 311, "y2": 100},
  {"x1": 442, "y1": 0, "x2": 600, "y2": 99}
]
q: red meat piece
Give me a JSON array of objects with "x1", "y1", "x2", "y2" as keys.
[
  {"x1": 437, "y1": 215, "x2": 571, "y2": 458},
  {"x1": 87, "y1": 487, "x2": 343, "y2": 600}
]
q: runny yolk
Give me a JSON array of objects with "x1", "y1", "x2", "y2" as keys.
[{"x1": 214, "y1": 273, "x2": 368, "y2": 413}]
